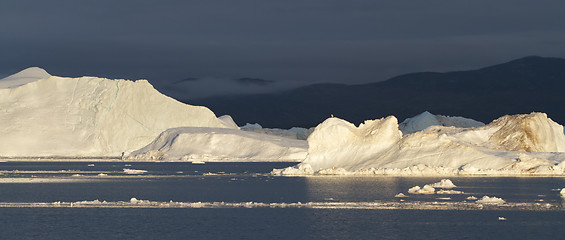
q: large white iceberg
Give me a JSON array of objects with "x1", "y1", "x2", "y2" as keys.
[
  {"x1": 0, "y1": 67, "x2": 231, "y2": 157},
  {"x1": 273, "y1": 112, "x2": 565, "y2": 176},
  {"x1": 128, "y1": 127, "x2": 307, "y2": 161}
]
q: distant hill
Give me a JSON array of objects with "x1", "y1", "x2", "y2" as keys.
[{"x1": 188, "y1": 56, "x2": 565, "y2": 128}]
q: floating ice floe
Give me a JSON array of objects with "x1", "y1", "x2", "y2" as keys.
[
  {"x1": 436, "y1": 189, "x2": 464, "y2": 194},
  {"x1": 408, "y1": 179, "x2": 464, "y2": 195},
  {"x1": 429, "y1": 179, "x2": 457, "y2": 189},
  {"x1": 408, "y1": 185, "x2": 436, "y2": 195},
  {"x1": 476, "y1": 196, "x2": 506, "y2": 205},
  {"x1": 395, "y1": 193, "x2": 408, "y2": 198},
  {"x1": 0, "y1": 199, "x2": 558, "y2": 211},
  {"x1": 123, "y1": 168, "x2": 148, "y2": 174}
]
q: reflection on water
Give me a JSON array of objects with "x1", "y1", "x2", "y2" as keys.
[
  {"x1": 2, "y1": 162, "x2": 565, "y2": 239},
  {"x1": 1, "y1": 162, "x2": 565, "y2": 206}
]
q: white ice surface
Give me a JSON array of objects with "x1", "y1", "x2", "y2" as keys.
[
  {"x1": 0, "y1": 68, "x2": 231, "y2": 157},
  {"x1": 128, "y1": 127, "x2": 308, "y2": 162}
]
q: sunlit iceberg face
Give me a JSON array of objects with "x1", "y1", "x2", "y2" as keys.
[{"x1": 274, "y1": 112, "x2": 565, "y2": 176}]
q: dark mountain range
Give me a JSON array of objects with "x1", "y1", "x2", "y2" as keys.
[{"x1": 187, "y1": 56, "x2": 565, "y2": 128}]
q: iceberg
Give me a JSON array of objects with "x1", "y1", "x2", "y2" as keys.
[
  {"x1": 273, "y1": 112, "x2": 565, "y2": 176},
  {"x1": 128, "y1": 127, "x2": 308, "y2": 162},
  {"x1": 0, "y1": 68, "x2": 232, "y2": 157}
]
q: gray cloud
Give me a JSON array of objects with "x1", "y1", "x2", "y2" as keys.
[{"x1": 2, "y1": 0, "x2": 565, "y2": 95}]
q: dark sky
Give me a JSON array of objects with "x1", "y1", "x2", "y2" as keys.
[{"x1": 2, "y1": 0, "x2": 565, "y2": 95}]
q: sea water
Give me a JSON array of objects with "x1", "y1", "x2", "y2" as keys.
[{"x1": 1, "y1": 162, "x2": 565, "y2": 239}]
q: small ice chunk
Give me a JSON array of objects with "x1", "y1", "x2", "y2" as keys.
[
  {"x1": 436, "y1": 189, "x2": 464, "y2": 194},
  {"x1": 123, "y1": 168, "x2": 147, "y2": 174},
  {"x1": 560, "y1": 188, "x2": 565, "y2": 198},
  {"x1": 97, "y1": 173, "x2": 108, "y2": 177},
  {"x1": 429, "y1": 179, "x2": 457, "y2": 189},
  {"x1": 395, "y1": 193, "x2": 408, "y2": 198},
  {"x1": 476, "y1": 196, "x2": 506, "y2": 205},
  {"x1": 129, "y1": 198, "x2": 150, "y2": 205},
  {"x1": 408, "y1": 185, "x2": 436, "y2": 194},
  {"x1": 498, "y1": 216, "x2": 507, "y2": 221},
  {"x1": 466, "y1": 196, "x2": 478, "y2": 200},
  {"x1": 436, "y1": 197, "x2": 451, "y2": 200}
]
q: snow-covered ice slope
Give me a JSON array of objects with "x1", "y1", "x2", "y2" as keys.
[
  {"x1": 273, "y1": 112, "x2": 565, "y2": 176},
  {"x1": 128, "y1": 127, "x2": 307, "y2": 162},
  {"x1": 0, "y1": 68, "x2": 231, "y2": 157},
  {"x1": 399, "y1": 111, "x2": 484, "y2": 135}
]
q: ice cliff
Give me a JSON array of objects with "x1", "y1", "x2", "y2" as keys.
[
  {"x1": 273, "y1": 112, "x2": 565, "y2": 176},
  {"x1": 0, "y1": 67, "x2": 231, "y2": 157}
]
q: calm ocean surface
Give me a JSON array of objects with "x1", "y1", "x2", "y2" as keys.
[{"x1": 1, "y1": 162, "x2": 565, "y2": 239}]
